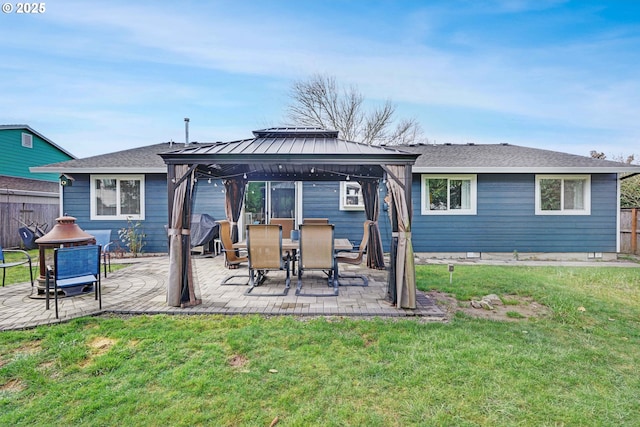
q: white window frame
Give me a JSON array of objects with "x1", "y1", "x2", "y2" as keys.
[
  {"x1": 535, "y1": 174, "x2": 591, "y2": 215},
  {"x1": 339, "y1": 181, "x2": 365, "y2": 211},
  {"x1": 421, "y1": 174, "x2": 477, "y2": 215},
  {"x1": 21, "y1": 133, "x2": 33, "y2": 148},
  {"x1": 90, "y1": 175, "x2": 146, "y2": 220}
]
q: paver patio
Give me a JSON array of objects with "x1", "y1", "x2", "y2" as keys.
[{"x1": 0, "y1": 254, "x2": 445, "y2": 331}]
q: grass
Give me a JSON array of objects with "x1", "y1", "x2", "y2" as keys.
[{"x1": 1, "y1": 265, "x2": 640, "y2": 426}]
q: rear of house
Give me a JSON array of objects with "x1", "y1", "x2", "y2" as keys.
[{"x1": 31, "y1": 138, "x2": 640, "y2": 260}]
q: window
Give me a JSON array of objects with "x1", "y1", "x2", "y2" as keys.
[
  {"x1": 535, "y1": 175, "x2": 590, "y2": 215},
  {"x1": 339, "y1": 182, "x2": 364, "y2": 211},
  {"x1": 90, "y1": 175, "x2": 145, "y2": 220},
  {"x1": 21, "y1": 133, "x2": 33, "y2": 148},
  {"x1": 421, "y1": 175, "x2": 477, "y2": 215}
]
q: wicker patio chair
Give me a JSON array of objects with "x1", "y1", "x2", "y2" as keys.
[
  {"x1": 245, "y1": 224, "x2": 291, "y2": 296},
  {"x1": 296, "y1": 223, "x2": 338, "y2": 296}
]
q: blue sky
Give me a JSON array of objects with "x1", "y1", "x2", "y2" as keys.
[{"x1": 1, "y1": 0, "x2": 639, "y2": 159}]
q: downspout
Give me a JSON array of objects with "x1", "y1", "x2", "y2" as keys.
[
  {"x1": 617, "y1": 173, "x2": 621, "y2": 253},
  {"x1": 58, "y1": 181, "x2": 64, "y2": 217}
]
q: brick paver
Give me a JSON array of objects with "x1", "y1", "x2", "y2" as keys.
[{"x1": 0, "y1": 254, "x2": 445, "y2": 330}]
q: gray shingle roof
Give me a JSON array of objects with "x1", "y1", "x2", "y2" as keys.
[
  {"x1": 399, "y1": 143, "x2": 640, "y2": 173},
  {"x1": 30, "y1": 137, "x2": 640, "y2": 176},
  {"x1": 30, "y1": 142, "x2": 177, "y2": 173}
]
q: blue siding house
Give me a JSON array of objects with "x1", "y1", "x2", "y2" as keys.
[{"x1": 32, "y1": 137, "x2": 640, "y2": 260}]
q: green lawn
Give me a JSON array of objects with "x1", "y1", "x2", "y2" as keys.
[{"x1": 1, "y1": 264, "x2": 639, "y2": 426}]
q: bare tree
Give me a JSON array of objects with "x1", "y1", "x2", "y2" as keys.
[
  {"x1": 591, "y1": 150, "x2": 640, "y2": 208},
  {"x1": 286, "y1": 74, "x2": 424, "y2": 145}
]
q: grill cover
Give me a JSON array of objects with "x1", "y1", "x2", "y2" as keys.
[{"x1": 190, "y1": 214, "x2": 219, "y2": 247}]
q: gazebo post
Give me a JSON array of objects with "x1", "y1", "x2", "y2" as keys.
[{"x1": 387, "y1": 186, "x2": 399, "y2": 304}]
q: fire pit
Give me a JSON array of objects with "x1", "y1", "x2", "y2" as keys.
[{"x1": 33, "y1": 216, "x2": 95, "y2": 294}]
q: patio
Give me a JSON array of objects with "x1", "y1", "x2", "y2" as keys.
[{"x1": 0, "y1": 255, "x2": 445, "y2": 331}]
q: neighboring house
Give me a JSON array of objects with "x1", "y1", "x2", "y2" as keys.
[
  {"x1": 32, "y1": 134, "x2": 640, "y2": 260},
  {"x1": 0, "y1": 125, "x2": 75, "y2": 248}
]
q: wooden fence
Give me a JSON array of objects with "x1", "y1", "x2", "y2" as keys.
[
  {"x1": 1, "y1": 201, "x2": 59, "y2": 248},
  {"x1": 620, "y1": 208, "x2": 639, "y2": 254}
]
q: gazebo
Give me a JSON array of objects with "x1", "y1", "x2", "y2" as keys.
[{"x1": 159, "y1": 128, "x2": 419, "y2": 309}]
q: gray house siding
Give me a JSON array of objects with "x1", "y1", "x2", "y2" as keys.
[{"x1": 410, "y1": 173, "x2": 618, "y2": 253}]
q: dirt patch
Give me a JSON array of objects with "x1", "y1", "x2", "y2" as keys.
[
  {"x1": 89, "y1": 337, "x2": 117, "y2": 355},
  {"x1": 1, "y1": 378, "x2": 25, "y2": 393},
  {"x1": 426, "y1": 291, "x2": 551, "y2": 322},
  {"x1": 79, "y1": 337, "x2": 117, "y2": 367},
  {"x1": 228, "y1": 354, "x2": 249, "y2": 368}
]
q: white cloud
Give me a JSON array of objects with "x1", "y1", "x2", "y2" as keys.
[{"x1": 1, "y1": 0, "x2": 638, "y2": 159}]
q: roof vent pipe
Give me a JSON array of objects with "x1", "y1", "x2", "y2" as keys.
[{"x1": 184, "y1": 118, "x2": 190, "y2": 145}]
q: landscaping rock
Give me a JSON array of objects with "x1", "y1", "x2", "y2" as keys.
[
  {"x1": 470, "y1": 299, "x2": 494, "y2": 310},
  {"x1": 482, "y1": 294, "x2": 503, "y2": 306}
]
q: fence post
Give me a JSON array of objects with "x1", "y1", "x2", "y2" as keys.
[{"x1": 632, "y1": 208, "x2": 638, "y2": 254}]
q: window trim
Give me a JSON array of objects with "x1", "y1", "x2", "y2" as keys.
[
  {"x1": 339, "y1": 181, "x2": 365, "y2": 211},
  {"x1": 90, "y1": 174, "x2": 146, "y2": 220},
  {"x1": 421, "y1": 174, "x2": 477, "y2": 215},
  {"x1": 535, "y1": 174, "x2": 591, "y2": 215}
]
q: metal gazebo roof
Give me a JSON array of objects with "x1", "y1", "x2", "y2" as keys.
[{"x1": 159, "y1": 128, "x2": 419, "y2": 181}]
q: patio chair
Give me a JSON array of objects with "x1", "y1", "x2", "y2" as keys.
[
  {"x1": 303, "y1": 218, "x2": 329, "y2": 224},
  {"x1": 46, "y1": 245, "x2": 101, "y2": 319},
  {"x1": 85, "y1": 229, "x2": 115, "y2": 277},
  {"x1": 336, "y1": 220, "x2": 373, "y2": 287},
  {"x1": 216, "y1": 220, "x2": 249, "y2": 285},
  {"x1": 296, "y1": 224, "x2": 338, "y2": 296},
  {"x1": 269, "y1": 218, "x2": 294, "y2": 239},
  {"x1": 245, "y1": 224, "x2": 291, "y2": 296},
  {"x1": 0, "y1": 245, "x2": 34, "y2": 287}
]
